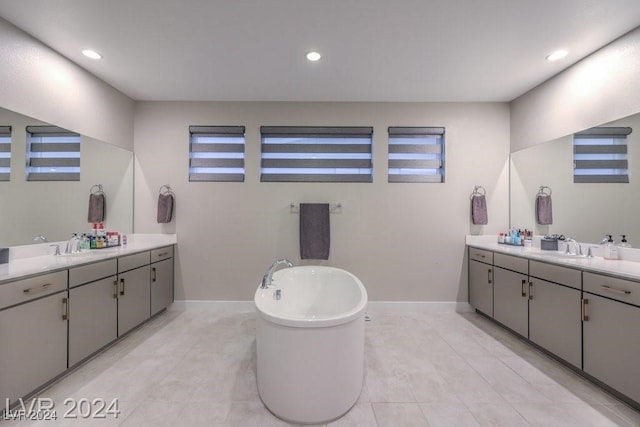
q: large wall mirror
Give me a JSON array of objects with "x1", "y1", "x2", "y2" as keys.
[
  {"x1": 0, "y1": 107, "x2": 133, "y2": 247},
  {"x1": 511, "y1": 112, "x2": 640, "y2": 245}
]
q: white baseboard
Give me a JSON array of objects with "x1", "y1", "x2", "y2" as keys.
[{"x1": 170, "y1": 300, "x2": 472, "y2": 314}]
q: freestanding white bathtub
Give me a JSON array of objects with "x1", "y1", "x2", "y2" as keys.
[{"x1": 254, "y1": 265, "x2": 368, "y2": 424}]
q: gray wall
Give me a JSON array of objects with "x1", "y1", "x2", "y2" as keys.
[
  {"x1": 0, "y1": 18, "x2": 134, "y2": 150},
  {"x1": 511, "y1": 26, "x2": 640, "y2": 152},
  {"x1": 133, "y1": 101, "x2": 510, "y2": 302}
]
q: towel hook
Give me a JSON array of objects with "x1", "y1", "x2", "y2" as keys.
[
  {"x1": 537, "y1": 185, "x2": 552, "y2": 196},
  {"x1": 470, "y1": 185, "x2": 486, "y2": 199},
  {"x1": 90, "y1": 184, "x2": 104, "y2": 195},
  {"x1": 159, "y1": 184, "x2": 174, "y2": 195}
]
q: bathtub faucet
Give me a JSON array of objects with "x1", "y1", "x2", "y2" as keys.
[{"x1": 261, "y1": 259, "x2": 293, "y2": 289}]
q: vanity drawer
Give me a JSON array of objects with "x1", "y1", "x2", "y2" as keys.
[
  {"x1": 151, "y1": 246, "x2": 173, "y2": 262},
  {"x1": 69, "y1": 259, "x2": 117, "y2": 288},
  {"x1": 118, "y1": 251, "x2": 150, "y2": 273},
  {"x1": 583, "y1": 272, "x2": 640, "y2": 306},
  {"x1": 494, "y1": 253, "x2": 528, "y2": 274},
  {"x1": 0, "y1": 271, "x2": 68, "y2": 310},
  {"x1": 529, "y1": 261, "x2": 581, "y2": 290},
  {"x1": 469, "y1": 247, "x2": 493, "y2": 264}
]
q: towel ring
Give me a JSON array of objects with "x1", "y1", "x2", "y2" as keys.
[
  {"x1": 537, "y1": 185, "x2": 552, "y2": 196},
  {"x1": 90, "y1": 184, "x2": 104, "y2": 195},
  {"x1": 470, "y1": 185, "x2": 486, "y2": 199},
  {"x1": 159, "y1": 184, "x2": 174, "y2": 195}
]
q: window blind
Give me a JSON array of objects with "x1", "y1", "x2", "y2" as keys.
[
  {"x1": 388, "y1": 127, "x2": 445, "y2": 183},
  {"x1": 189, "y1": 126, "x2": 245, "y2": 182},
  {"x1": 573, "y1": 127, "x2": 632, "y2": 183},
  {"x1": 26, "y1": 125, "x2": 80, "y2": 181},
  {"x1": 0, "y1": 126, "x2": 11, "y2": 181},
  {"x1": 260, "y1": 126, "x2": 373, "y2": 182}
]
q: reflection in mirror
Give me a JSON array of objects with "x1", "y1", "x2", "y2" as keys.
[
  {"x1": 0, "y1": 107, "x2": 133, "y2": 247},
  {"x1": 510, "y1": 113, "x2": 640, "y2": 245}
]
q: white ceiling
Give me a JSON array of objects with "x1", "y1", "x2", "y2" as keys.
[{"x1": 1, "y1": 0, "x2": 639, "y2": 102}]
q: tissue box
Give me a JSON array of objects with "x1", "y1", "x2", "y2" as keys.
[{"x1": 541, "y1": 238, "x2": 559, "y2": 251}]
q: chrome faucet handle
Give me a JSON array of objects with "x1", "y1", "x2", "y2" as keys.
[
  {"x1": 49, "y1": 244, "x2": 61, "y2": 256},
  {"x1": 587, "y1": 246, "x2": 595, "y2": 258}
]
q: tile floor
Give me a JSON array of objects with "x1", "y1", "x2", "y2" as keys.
[{"x1": 5, "y1": 307, "x2": 640, "y2": 426}]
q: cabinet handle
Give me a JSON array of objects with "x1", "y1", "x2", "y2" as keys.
[
  {"x1": 521, "y1": 279, "x2": 527, "y2": 297},
  {"x1": 22, "y1": 283, "x2": 52, "y2": 294},
  {"x1": 157, "y1": 252, "x2": 169, "y2": 257},
  {"x1": 528, "y1": 282, "x2": 534, "y2": 300},
  {"x1": 113, "y1": 280, "x2": 119, "y2": 299},
  {"x1": 582, "y1": 298, "x2": 589, "y2": 321},
  {"x1": 62, "y1": 297, "x2": 69, "y2": 320},
  {"x1": 152, "y1": 267, "x2": 157, "y2": 283},
  {"x1": 487, "y1": 269, "x2": 492, "y2": 284},
  {"x1": 120, "y1": 278, "x2": 125, "y2": 296},
  {"x1": 600, "y1": 285, "x2": 631, "y2": 295}
]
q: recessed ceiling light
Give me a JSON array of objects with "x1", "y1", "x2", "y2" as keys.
[
  {"x1": 82, "y1": 49, "x2": 103, "y2": 60},
  {"x1": 546, "y1": 49, "x2": 568, "y2": 61},
  {"x1": 306, "y1": 51, "x2": 321, "y2": 62}
]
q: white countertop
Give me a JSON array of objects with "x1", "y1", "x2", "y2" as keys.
[
  {"x1": 0, "y1": 234, "x2": 177, "y2": 284},
  {"x1": 466, "y1": 235, "x2": 640, "y2": 282}
]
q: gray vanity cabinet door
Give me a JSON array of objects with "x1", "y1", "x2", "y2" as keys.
[
  {"x1": 529, "y1": 278, "x2": 582, "y2": 368},
  {"x1": 493, "y1": 267, "x2": 528, "y2": 337},
  {"x1": 0, "y1": 292, "x2": 68, "y2": 405},
  {"x1": 118, "y1": 265, "x2": 151, "y2": 336},
  {"x1": 151, "y1": 258, "x2": 174, "y2": 316},
  {"x1": 68, "y1": 276, "x2": 118, "y2": 367},
  {"x1": 469, "y1": 259, "x2": 493, "y2": 317},
  {"x1": 583, "y1": 294, "x2": 640, "y2": 403}
]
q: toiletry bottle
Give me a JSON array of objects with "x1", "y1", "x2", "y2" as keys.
[
  {"x1": 619, "y1": 235, "x2": 632, "y2": 248},
  {"x1": 603, "y1": 235, "x2": 619, "y2": 260}
]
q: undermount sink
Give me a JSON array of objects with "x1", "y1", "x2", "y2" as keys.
[
  {"x1": 57, "y1": 251, "x2": 95, "y2": 258},
  {"x1": 542, "y1": 251, "x2": 587, "y2": 259}
]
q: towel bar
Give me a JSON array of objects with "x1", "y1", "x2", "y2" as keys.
[{"x1": 290, "y1": 202, "x2": 342, "y2": 210}]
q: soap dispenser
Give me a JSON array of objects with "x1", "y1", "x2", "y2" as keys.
[
  {"x1": 619, "y1": 235, "x2": 632, "y2": 248},
  {"x1": 603, "y1": 235, "x2": 619, "y2": 260}
]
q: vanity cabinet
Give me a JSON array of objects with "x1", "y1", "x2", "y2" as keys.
[
  {"x1": 117, "y1": 252, "x2": 151, "y2": 336},
  {"x1": 468, "y1": 247, "x2": 493, "y2": 316},
  {"x1": 528, "y1": 261, "x2": 582, "y2": 368},
  {"x1": 583, "y1": 272, "x2": 640, "y2": 403},
  {"x1": 0, "y1": 271, "x2": 68, "y2": 405},
  {"x1": 68, "y1": 260, "x2": 118, "y2": 367},
  {"x1": 492, "y1": 253, "x2": 529, "y2": 337},
  {"x1": 150, "y1": 246, "x2": 174, "y2": 315}
]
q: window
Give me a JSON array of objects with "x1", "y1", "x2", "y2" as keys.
[
  {"x1": 388, "y1": 127, "x2": 445, "y2": 183},
  {"x1": 189, "y1": 126, "x2": 245, "y2": 182},
  {"x1": 26, "y1": 125, "x2": 81, "y2": 181},
  {"x1": 573, "y1": 127, "x2": 632, "y2": 183},
  {"x1": 0, "y1": 126, "x2": 10, "y2": 181},
  {"x1": 260, "y1": 126, "x2": 373, "y2": 182}
]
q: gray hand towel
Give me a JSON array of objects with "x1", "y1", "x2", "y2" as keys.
[
  {"x1": 471, "y1": 195, "x2": 488, "y2": 225},
  {"x1": 300, "y1": 203, "x2": 330, "y2": 260},
  {"x1": 157, "y1": 193, "x2": 174, "y2": 223},
  {"x1": 536, "y1": 194, "x2": 553, "y2": 225},
  {"x1": 88, "y1": 193, "x2": 105, "y2": 223}
]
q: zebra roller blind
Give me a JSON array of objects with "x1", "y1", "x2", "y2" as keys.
[
  {"x1": 260, "y1": 126, "x2": 373, "y2": 182},
  {"x1": 388, "y1": 127, "x2": 445, "y2": 183},
  {"x1": 573, "y1": 127, "x2": 632, "y2": 183},
  {"x1": 0, "y1": 126, "x2": 11, "y2": 181},
  {"x1": 189, "y1": 126, "x2": 246, "y2": 182},
  {"x1": 26, "y1": 125, "x2": 81, "y2": 181}
]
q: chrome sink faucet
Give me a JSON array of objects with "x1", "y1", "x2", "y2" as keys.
[
  {"x1": 564, "y1": 238, "x2": 583, "y2": 256},
  {"x1": 261, "y1": 259, "x2": 293, "y2": 289}
]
